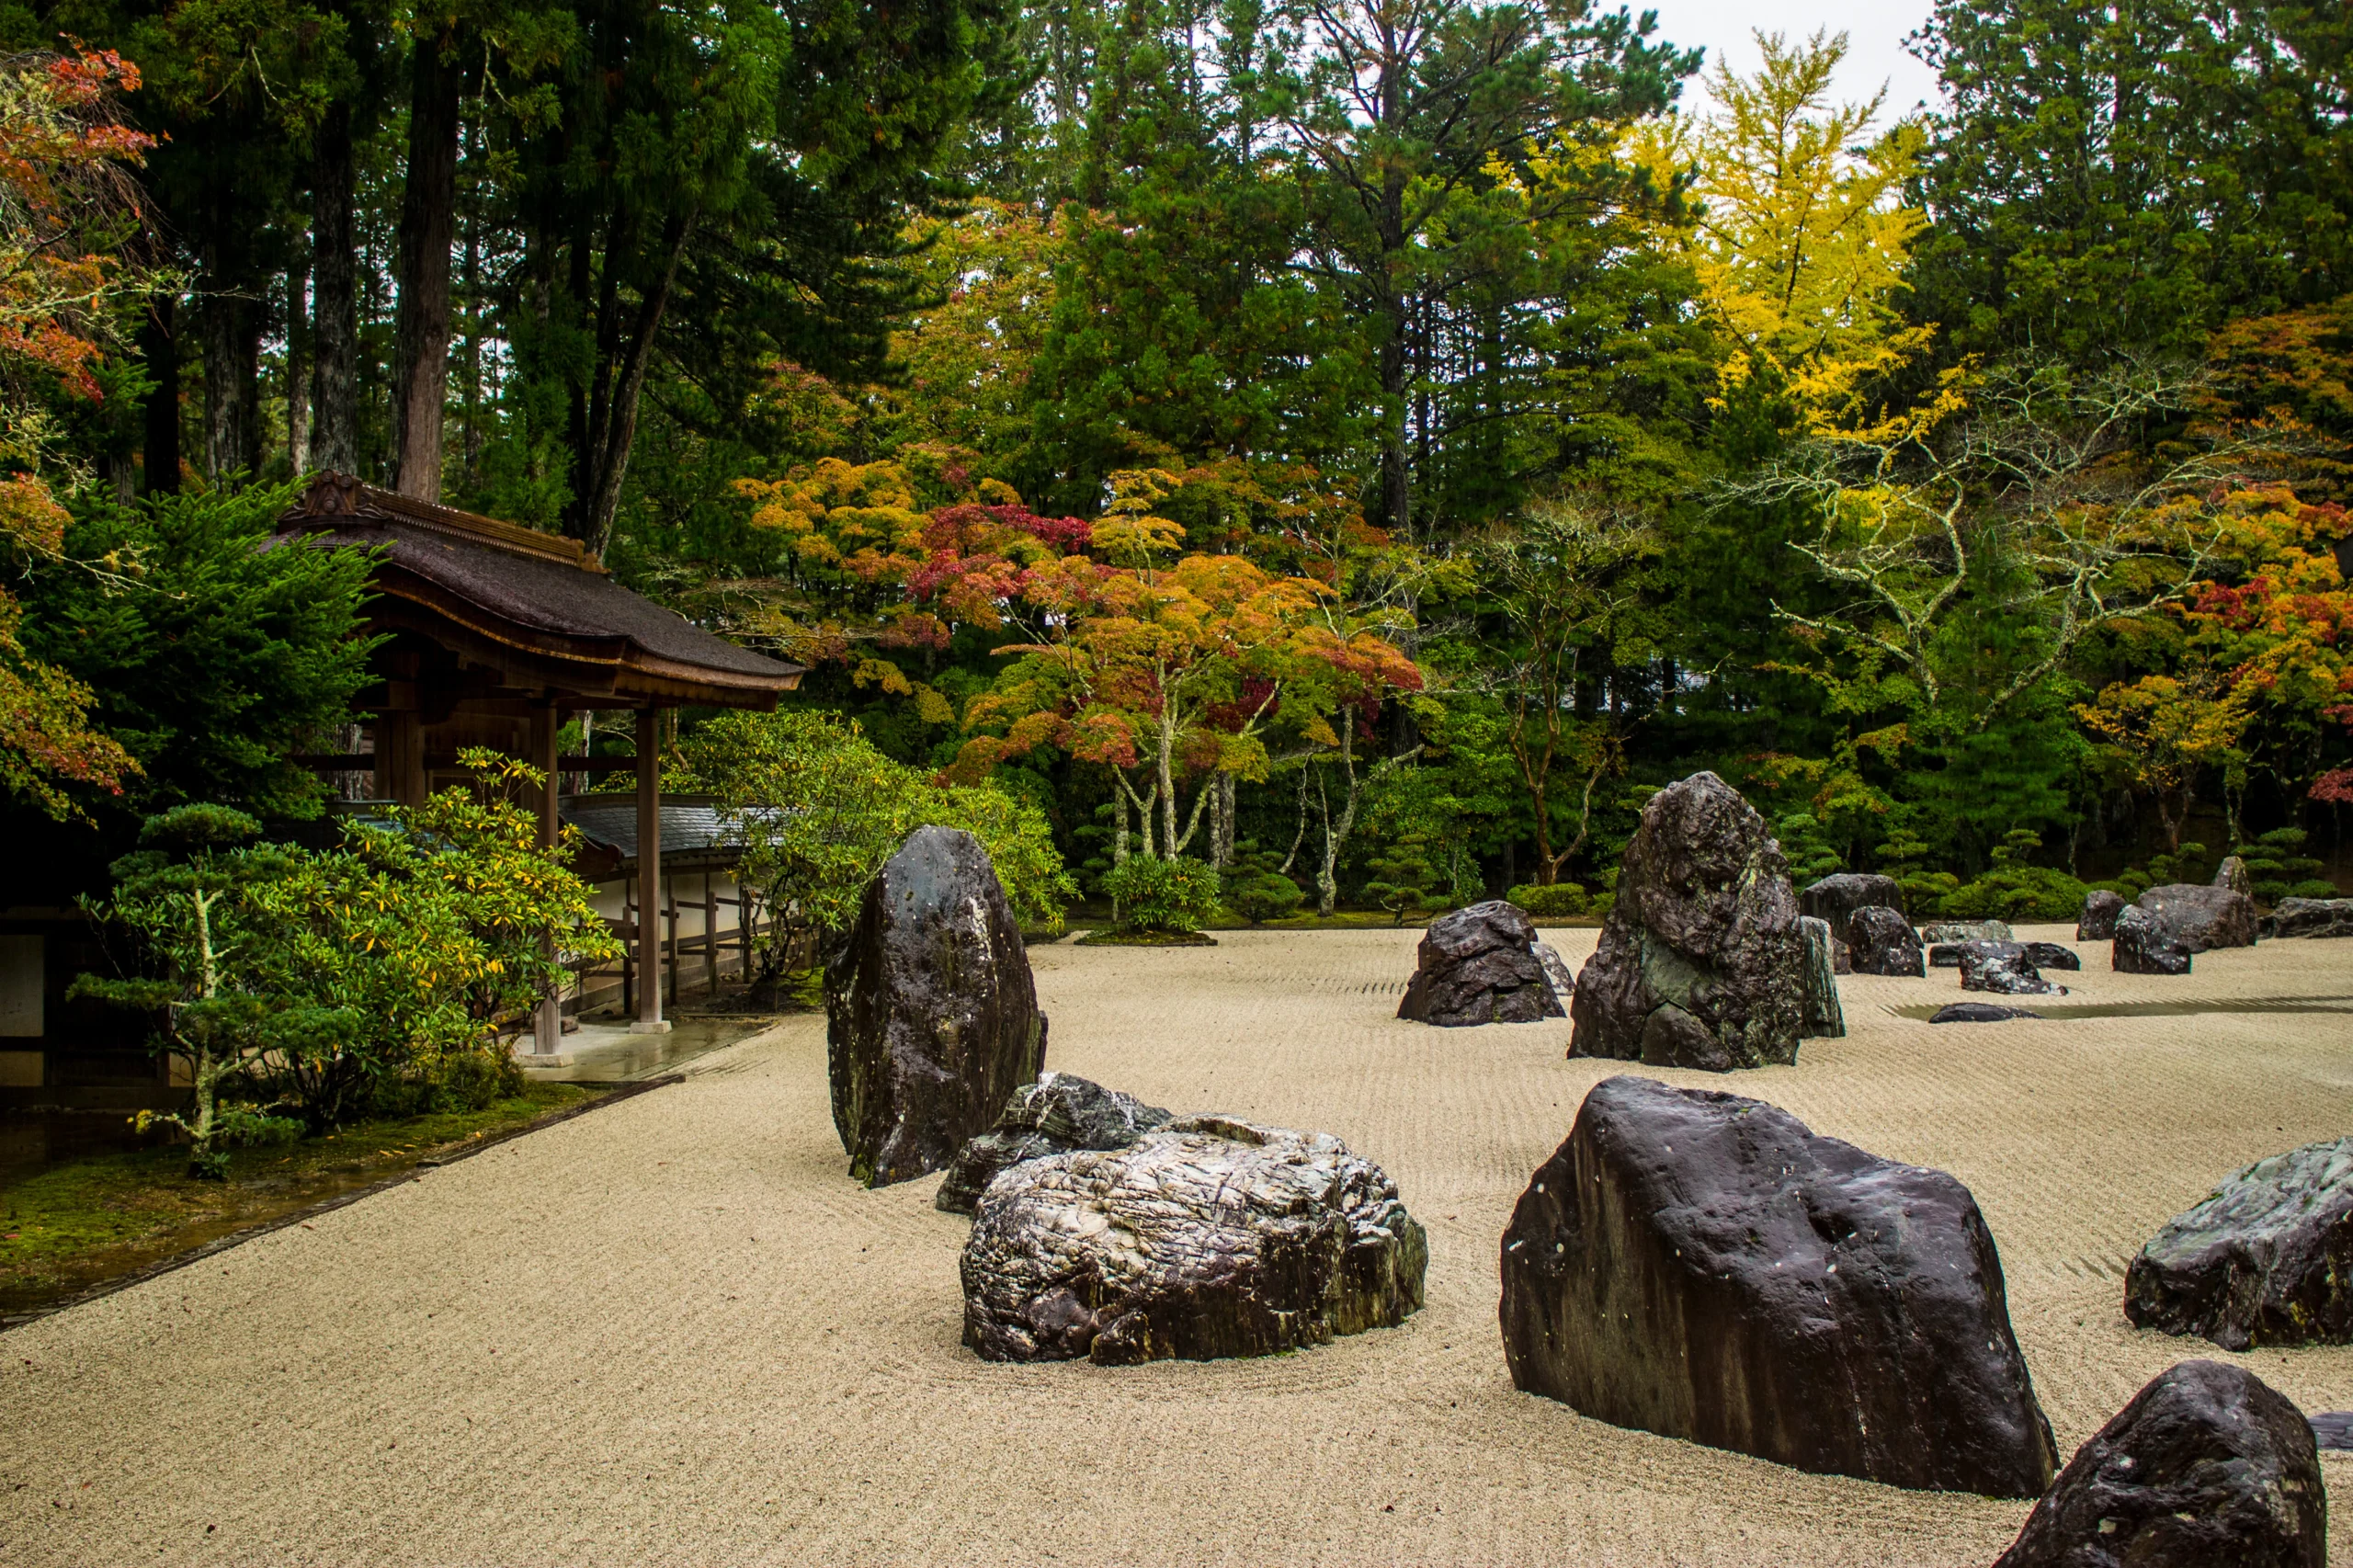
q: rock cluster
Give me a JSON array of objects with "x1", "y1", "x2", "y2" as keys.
[
  {"x1": 1567, "y1": 772, "x2": 1807, "y2": 1072},
  {"x1": 2265, "y1": 897, "x2": 2353, "y2": 939},
  {"x1": 1846, "y1": 905, "x2": 1924, "y2": 976},
  {"x1": 2124, "y1": 1136, "x2": 2353, "y2": 1350},
  {"x1": 2113, "y1": 905, "x2": 2193, "y2": 975},
  {"x1": 1994, "y1": 1360, "x2": 2324, "y2": 1568},
  {"x1": 935, "y1": 1072, "x2": 1172, "y2": 1216},
  {"x1": 1960, "y1": 942, "x2": 2067, "y2": 996},
  {"x1": 1798, "y1": 916, "x2": 1845, "y2": 1039},
  {"x1": 1499, "y1": 1075, "x2": 2058, "y2": 1496},
  {"x1": 2077, "y1": 889, "x2": 2126, "y2": 941},
  {"x1": 1397, "y1": 901, "x2": 1569, "y2": 1026},
  {"x1": 2134, "y1": 883, "x2": 2258, "y2": 952},
  {"x1": 1800, "y1": 872, "x2": 1904, "y2": 933},
  {"x1": 825, "y1": 826, "x2": 1049, "y2": 1188},
  {"x1": 961, "y1": 1116, "x2": 1427, "y2": 1364}
]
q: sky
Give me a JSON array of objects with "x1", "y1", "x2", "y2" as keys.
[{"x1": 1643, "y1": 0, "x2": 1944, "y2": 121}]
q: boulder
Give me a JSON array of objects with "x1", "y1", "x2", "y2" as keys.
[
  {"x1": 2310, "y1": 1412, "x2": 2353, "y2": 1451},
  {"x1": 2264, "y1": 897, "x2": 2353, "y2": 940},
  {"x1": 2077, "y1": 889, "x2": 2126, "y2": 941},
  {"x1": 1798, "y1": 916, "x2": 1846, "y2": 1040},
  {"x1": 1847, "y1": 905, "x2": 1926, "y2": 977},
  {"x1": 2134, "y1": 883, "x2": 2258, "y2": 952},
  {"x1": 1927, "y1": 943, "x2": 1968, "y2": 969},
  {"x1": 1567, "y1": 773, "x2": 1807, "y2": 1072},
  {"x1": 935, "y1": 1072, "x2": 1173, "y2": 1216},
  {"x1": 1993, "y1": 1360, "x2": 2324, "y2": 1568},
  {"x1": 1930, "y1": 1003, "x2": 2041, "y2": 1024},
  {"x1": 1961, "y1": 941, "x2": 2067, "y2": 996},
  {"x1": 961, "y1": 1116, "x2": 1427, "y2": 1364},
  {"x1": 1397, "y1": 900, "x2": 1567, "y2": 1026},
  {"x1": 2113, "y1": 905, "x2": 2194, "y2": 975},
  {"x1": 1534, "y1": 940, "x2": 1579, "y2": 1005},
  {"x1": 1830, "y1": 937, "x2": 1852, "y2": 975},
  {"x1": 1499, "y1": 1075, "x2": 2058, "y2": 1496},
  {"x1": 1920, "y1": 919, "x2": 2014, "y2": 945},
  {"x1": 1800, "y1": 872, "x2": 1904, "y2": 931},
  {"x1": 825, "y1": 826, "x2": 1048, "y2": 1188},
  {"x1": 2018, "y1": 940, "x2": 2082, "y2": 971},
  {"x1": 2213, "y1": 855, "x2": 2254, "y2": 896},
  {"x1": 2124, "y1": 1136, "x2": 2353, "y2": 1350}
]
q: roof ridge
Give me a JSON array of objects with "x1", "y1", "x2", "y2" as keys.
[{"x1": 285, "y1": 472, "x2": 602, "y2": 573}]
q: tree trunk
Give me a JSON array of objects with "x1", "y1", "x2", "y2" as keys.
[
  {"x1": 199, "y1": 281, "x2": 258, "y2": 488},
  {"x1": 389, "y1": 27, "x2": 463, "y2": 501},
  {"x1": 310, "y1": 103, "x2": 359, "y2": 476},
  {"x1": 139, "y1": 298, "x2": 180, "y2": 494},
  {"x1": 286, "y1": 252, "x2": 312, "y2": 472},
  {"x1": 573, "y1": 207, "x2": 696, "y2": 558}
]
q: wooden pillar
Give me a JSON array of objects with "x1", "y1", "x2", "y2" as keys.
[
  {"x1": 376, "y1": 710, "x2": 426, "y2": 806},
  {"x1": 631, "y1": 706, "x2": 669, "y2": 1033},
  {"x1": 530, "y1": 699, "x2": 563, "y2": 1054},
  {"x1": 704, "y1": 871, "x2": 719, "y2": 997}
]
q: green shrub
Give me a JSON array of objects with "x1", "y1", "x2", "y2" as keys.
[
  {"x1": 1102, "y1": 855, "x2": 1222, "y2": 933},
  {"x1": 2289, "y1": 878, "x2": 2344, "y2": 900},
  {"x1": 1938, "y1": 830, "x2": 2088, "y2": 922},
  {"x1": 1773, "y1": 812, "x2": 1844, "y2": 883},
  {"x1": 1508, "y1": 881, "x2": 1589, "y2": 917},
  {"x1": 1227, "y1": 871, "x2": 1304, "y2": 924},
  {"x1": 1359, "y1": 834, "x2": 1451, "y2": 925},
  {"x1": 2230, "y1": 827, "x2": 2333, "y2": 903}
]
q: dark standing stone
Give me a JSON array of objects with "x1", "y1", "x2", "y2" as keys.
[
  {"x1": 825, "y1": 826, "x2": 1048, "y2": 1188},
  {"x1": 1920, "y1": 919, "x2": 2014, "y2": 945},
  {"x1": 2214, "y1": 854, "x2": 2253, "y2": 896},
  {"x1": 2077, "y1": 889, "x2": 2126, "y2": 941},
  {"x1": 2263, "y1": 897, "x2": 2353, "y2": 939},
  {"x1": 1397, "y1": 900, "x2": 1568, "y2": 1026},
  {"x1": 935, "y1": 1072, "x2": 1173, "y2": 1216},
  {"x1": 1799, "y1": 916, "x2": 1845, "y2": 1039},
  {"x1": 1800, "y1": 872, "x2": 1904, "y2": 931},
  {"x1": 1930, "y1": 1003, "x2": 2041, "y2": 1023},
  {"x1": 1568, "y1": 773, "x2": 1807, "y2": 1072},
  {"x1": 1500, "y1": 1076, "x2": 2056, "y2": 1495},
  {"x1": 2018, "y1": 940, "x2": 2082, "y2": 971},
  {"x1": 2114, "y1": 905, "x2": 2194, "y2": 975},
  {"x1": 1961, "y1": 941, "x2": 2066, "y2": 996},
  {"x1": 2134, "y1": 883, "x2": 2258, "y2": 951},
  {"x1": 961, "y1": 1116, "x2": 1427, "y2": 1364},
  {"x1": 1927, "y1": 943, "x2": 1968, "y2": 969},
  {"x1": 1993, "y1": 1360, "x2": 2324, "y2": 1568},
  {"x1": 1847, "y1": 905, "x2": 1926, "y2": 976},
  {"x1": 2124, "y1": 1136, "x2": 2353, "y2": 1350}
]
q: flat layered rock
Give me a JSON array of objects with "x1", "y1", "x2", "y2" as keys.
[
  {"x1": 1930, "y1": 1003, "x2": 2041, "y2": 1023},
  {"x1": 961, "y1": 1117, "x2": 1427, "y2": 1365},
  {"x1": 1800, "y1": 872, "x2": 1904, "y2": 932},
  {"x1": 1994, "y1": 1360, "x2": 2323, "y2": 1568},
  {"x1": 2077, "y1": 889, "x2": 2125, "y2": 941},
  {"x1": 825, "y1": 826, "x2": 1048, "y2": 1188},
  {"x1": 2134, "y1": 883, "x2": 2257, "y2": 951},
  {"x1": 1500, "y1": 1075, "x2": 2057, "y2": 1496},
  {"x1": 1397, "y1": 900, "x2": 1567, "y2": 1026},
  {"x1": 2113, "y1": 905, "x2": 2193, "y2": 975},
  {"x1": 2018, "y1": 940, "x2": 2080, "y2": 971},
  {"x1": 1920, "y1": 919, "x2": 2014, "y2": 945},
  {"x1": 1960, "y1": 942, "x2": 2066, "y2": 996},
  {"x1": 2265, "y1": 897, "x2": 2353, "y2": 939},
  {"x1": 1568, "y1": 773, "x2": 1806, "y2": 1072},
  {"x1": 1847, "y1": 905, "x2": 1924, "y2": 976},
  {"x1": 1799, "y1": 916, "x2": 1845, "y2": 1040},
  {"x1": 935, "y1": 1072, "x2": 1173, "y2": 1216},
  {"x1": 2125, "y1": 1136, "x2": 2353, "y2": 1350}
]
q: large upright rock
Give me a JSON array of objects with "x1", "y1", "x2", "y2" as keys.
[
  {"x1": 2264, "y1": 897, "x2": 2353, "y2": 939},
  {"x1": 935, "y1": 1072, "x2": 1172, "y2": 1216},
  {"x1": 1800, "y1": 872, "x2": 1904, "y2": 932},
  {"x1": 1567, "y1": 773, "x2": 1806, "y2": 1072},
  {"x1": 1499, "y1": 1076, "x2": 2057, "y2": 1496},
  {"x1": 825, "y1": 826, "x2": 1048, "y2": 1187},
  {"x1": 2135, "y1": 883, "x2": 2258, "y2": 951},
  {"x1": 2113, "y1": 905, "x2": 2193, "y2": 975},
  {"x1": 2213, "y1": 855, "x2": 2254, "y2": 897},
  {"x1": 2077, "y1": 889, "x2": 2126, "y2": 941},
  {"x1": 2125, "y1": 1136, "x2": 2353, "y2": 1350},
  {"x1": 1994, "y1": 1361, "x2": 2324, "y2": 1568},
  {"x1": 1798, "y1": 916, "x2": 1845, "y2": 1039},
  {"x1": 1847, "y1": 905, "x2": 1925, "y2": 976},
  {"x1": 1397, "y1": 900, "x2": 1567, "y2": 1026},
  {"x1": 961, "y1": 1116, "x2": 1427, "y2": 1364}
]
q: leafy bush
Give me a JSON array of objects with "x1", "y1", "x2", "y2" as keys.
[
  {"x1": 1508, "y1": 881, "x2": 1589, "y2": 917},
  {"x1": 1874, "y1": 826, "x2": 1960, "y2": 917},
  {"x1": 1101, "y1": 854, "x2": 1222, "y2": 933},
  {"x1": 1938, "y1": 830, "x2": 2088, "y2": 922}
]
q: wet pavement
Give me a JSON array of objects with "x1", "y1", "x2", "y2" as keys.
[{"x1": 514, "y1": 1015, "x2": 781, "y2": 1082}]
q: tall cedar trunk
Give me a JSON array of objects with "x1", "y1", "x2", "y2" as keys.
[
  {"x1": 139, "y1": 299, "x2": 180, "y2": 494},
  {"x1": 390, "y1": 28, "x2": 462, "y2": 500},
  {"x1": 199, "y1": 278, "x2": 258, "y2": 487},
  {"x1": 573, "y1": 207, "x2": 695, "y2": 558},
  {"x1": 309, "y1": 102, "x2": 358, "y2": 475},
  {"x1": 286, "y1": 252, "x2": 312, "y2": 471}
]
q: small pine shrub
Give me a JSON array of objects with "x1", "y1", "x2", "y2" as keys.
[
  {"x1": 1508, "y1": 882, "x2": 1590, "y2": 918},
  {"x1": 1774, "y1": 812, "x2": 1843, "y2": 884},
  {"x1": 1939, "y1": 830, "x2": 2089, "y2": 923},
  {"x1": 1360, "y1": 834, "x2": 1451, "y2": 926},
  {"x1": 1228, "y1": 872, "x2": 1305, "y2": 924}
]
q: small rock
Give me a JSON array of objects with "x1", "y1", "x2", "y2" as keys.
[
  {"x1": 961, "y1": 1117, "x2": 1427, "y2": 1364},
  {"x1": 1533, "y1": 940, "x2": 1579, "y2": 1002},
  {"x1": 2134, "y1": 883, "x2": 2258, "y2": 951},
  {"x1": 2308, "y1": 1411, "x2": 2353, "y2": 1451},
  {"x1": 1800, "y1": 872, "x2": 1904, "y2": 931},
  {"x1": 1397, "y1": 901, "x2": 1567, "y2": 1027},
  {"x1": 1919, "y1": 919, "x2": 2014, "y2": 944},
  {"x1": 2213, "y1": 855, "x2": 2253, "y2": 896},
  {"x1": 2018, "y1": 940, "x2": 2081, "y2": 971},
  {"x1": 2125, "y1": 1136, "x2": 2353, "y2": 1350},
  {"x1": 1929, "y1": 1003, "x2": 2041, "y2": 1023},
  {"x1": 1847, "y1": 905, "x2": 1925, "y2": 976},
  {"x1": 2076, "y1": 889, "x2": 2126, "y2": 941},
  {"x1": 2113, "y1": 905, "x2": 2193, "y2": 975},
  {"x1": 1927, "y1": 943, "x2": 1967, "y2": 969},
  {"x1": 1960, "y1": 941, "x2": 2066, "y2": 996},
  {"x1": 1993, "y1": 1360, "x2": 2323, "y2": 1568},
  {"x1": 935, "y1": 1072, "x2": 1174, "y2": 1216},
  {"x1": 1829, "y1": 937, "x2": 1852, "y2": 975},
  {"x1": 1500, "y1": 1075, "x2": 2057, "y2": 1495},
  {"x1": 2263, "y1": 897, "x2": 2353, "y2": 940},
  {"x1": 1799, "y1": 916, "x2": 1846, "y2": 1040}
]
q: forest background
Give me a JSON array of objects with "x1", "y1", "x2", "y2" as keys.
[{"x1": 1, "y1": 0, "x2": 2351, "y2": 930}]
